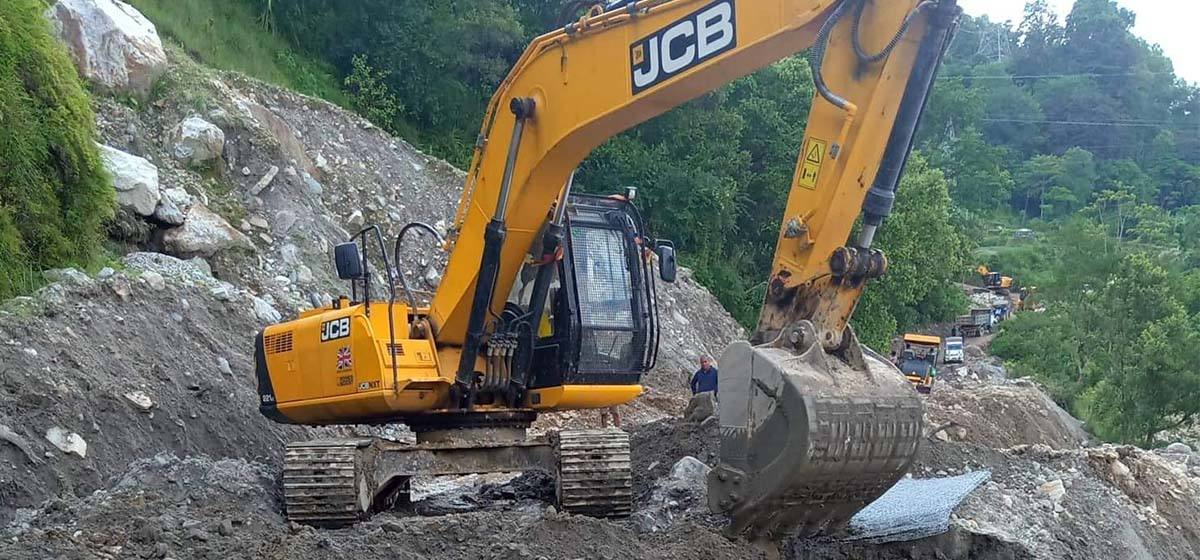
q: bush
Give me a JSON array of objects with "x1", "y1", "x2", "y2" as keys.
[{"x1": 0, "y1": 0, "x2": 114, "y2": 298}]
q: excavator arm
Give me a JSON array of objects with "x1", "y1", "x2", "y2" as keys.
[
  {"x1": 421, "y1": 0, "x2": 959, "y2": 540},
  {"x1": 430, "y1": 0, "x2": 959, "y2": 386}
]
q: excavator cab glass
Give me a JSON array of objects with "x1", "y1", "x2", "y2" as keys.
[{"x1": 530, "y1": 194, "x2": 659, "y2": 388}]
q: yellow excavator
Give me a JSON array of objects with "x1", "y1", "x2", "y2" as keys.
[
  {"x1": 977, "y1": 264, "x2": 1014, "y2": 294},
  {"x1": 255, "y1": 0, "x2": 960, "y2": 541}
]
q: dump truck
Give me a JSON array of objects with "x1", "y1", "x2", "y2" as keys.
[
  {"x1": 898, "y1": 334, "x2": 940, "y2": 394},
  {"x1": 954, "y1": 308, "x2": 992, "y2": 338}
]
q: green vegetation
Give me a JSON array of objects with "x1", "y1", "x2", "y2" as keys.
[
  {"x1": 0, "y1": 0, "x2": 114, "y2": 299},
  {"x1": 151, "y1": 0, "x2": 1199, "y2": 446},
  {"x1": 125, "y1": 0, "x2": 345, "y2": 103}
]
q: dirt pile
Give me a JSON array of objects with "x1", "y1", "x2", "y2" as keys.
[{"x1": 925, "y1": 379, "x2": 1091, "y2": 450}]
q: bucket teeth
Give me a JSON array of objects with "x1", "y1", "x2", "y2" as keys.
[{"x1": 709, "y1": 322, "x2": 924, "y2": 540}]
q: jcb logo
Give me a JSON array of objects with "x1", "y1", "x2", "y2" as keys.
[
  {"x1": 320, "y1": 317, "x2": 350, "y2": 342},
  {"x1": 630, "y1": 0, "x2": 736, "y2": 94}
]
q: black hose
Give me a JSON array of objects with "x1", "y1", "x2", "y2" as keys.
[{"x1": 391, "y1": 222, "x2": 445, "y2": 310}]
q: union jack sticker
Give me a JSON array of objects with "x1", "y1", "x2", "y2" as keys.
[{"x1": 336, "y1": 346, "x2": 353, "y2": 370}]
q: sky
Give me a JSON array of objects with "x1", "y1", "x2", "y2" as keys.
[{"x1": 957, "y1": 0, "x2": 1200, "y2": 84}]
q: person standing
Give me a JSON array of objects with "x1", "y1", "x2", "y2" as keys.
[{"x1": 690, "y1": 356, "x2": 718, "y2": 395}]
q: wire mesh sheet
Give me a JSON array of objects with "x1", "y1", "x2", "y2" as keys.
[{"x1": 843, "y1": 470, "x2": 991, "y2": 543}]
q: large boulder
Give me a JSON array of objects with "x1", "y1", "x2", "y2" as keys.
[
  {"x1": 163, "y1": 203, "x2": 253, "y2": 258},
  {"x1": 171, "y1": 117, "x2": 226, "y2": 167},
  {"x1": 46, "y1": 0, "x2": 168, "y2": 98},
  {"x1": 96, "y1": 143, "x2": 160, "y2": 216}
]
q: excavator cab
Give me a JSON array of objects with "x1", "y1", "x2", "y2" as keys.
[{"x1": 525, "y1": 194, "x2": 667, "y2": 390}]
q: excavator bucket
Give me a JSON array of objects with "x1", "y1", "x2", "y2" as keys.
[{"x1": 707, "y1": 321, "x2": 923, "y2": 540}]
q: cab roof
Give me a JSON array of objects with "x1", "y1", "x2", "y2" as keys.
[{"x1": 902, "y1": 333, "x2": 942, "y2": 346}]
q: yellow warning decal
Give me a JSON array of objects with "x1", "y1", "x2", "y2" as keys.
[{"x1": 796, "y1": 137, "x2": 827, "y2": 190}]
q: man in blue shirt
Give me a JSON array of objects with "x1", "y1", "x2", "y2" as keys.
[{"x1": 690, "y1": 356, "x2": 718, "y2": 395}]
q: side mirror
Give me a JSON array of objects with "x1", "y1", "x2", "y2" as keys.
[
  {"x1": 334, "y1": 242, "x2": 363, "y2": 280},
  {"x1": 655, "y1": 242, "x2": 677, "y2": 283}
]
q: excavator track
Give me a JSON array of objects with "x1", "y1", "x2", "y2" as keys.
[
  {"x1": 282, "y1": 439, "x2": 372, "y2": 527},
  {"x1": 556, "y1": 429, "x2": 633, "y2": 518}
]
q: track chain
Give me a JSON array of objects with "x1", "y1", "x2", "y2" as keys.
[
  {"x1": 282, "y1": 439, "x2": 371, "y2": 527},
  {"x1": 556, "y1": 429, "x2": 632, "y2": 518}
]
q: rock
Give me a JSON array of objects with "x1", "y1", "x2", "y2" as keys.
[
  {"x1": 123, "y1": 390, "x2": 154, "y2": 411},
  {"x1": 152, "y1": 197, "x2": 186, "y2": 226},
  {"x1": 0, "y1": 424, "x2": 43, "y2": 465},
  {"x1": 187, "y1": 257, "x2": 212, "y2": 277},
  {"x1": 96, "y1": 144, "x2": 160, "y2": 216},
  {"x1": 301, "y1": 171, "x2": 324, "y2": 195},
  {"x1": 1167, "y1": 442, "x2": 1193, "y2": 455},
  {"x1": 170, "y1": 117, "x2": 225, "y2": 166},
  {"x1": 163, "y1": 203, "x2": 253, "y2": 257},
  {"x1": 249, "y1": 165, "x2": 279, "y2": 196},
  {"x1": 259, "y1": 233, "x2": 274, "y2": 245},
  {"x1": 45, "y1": 427, "x2": 87, "y2": 458},
  {"x1": 315, "y1": 153, "x2": 331, "y2": 173},
  {"x1": 248, "y1": 215, "x2": 270, "y2": 230},
  {"x1": 217, "y1": 519, "x2": 234, "y2": 537},
  {"x1": 1040, "y1": 479, "x2": 1066, "y2": 502},
  {"x1": 423, "y1": 265, "x2": 442, "y2": 287},
  {"x1": 683, "y1": 392, "x2": 716, "y2": 423},
  {"x1": 241, "y1": 167, "x2": 252, "y2": 177},
  {"x1": 295, "y1": 264, "x2": 314, "y2": 286},
  {"x1": 217, "y1": 357, "x2": 233, "y2": 376},
  {"x1": 347, "y1": 210, "x2": 364, "y2": 228},
  {"x1": 43, "y1": 268, "x2": 92, "y2": 286},
  {"x1": 141, "y1": 271, "x2": 166, "y2": 290},
  {"x1": 252, "y1": 297, "x2": 282, "y2": 324},
  {"x1": 97, "y1": 267, "x2": 115, "y2": 279},
  {"x1": 46, "y1": 0, "x2": 168, "y2": 98}
]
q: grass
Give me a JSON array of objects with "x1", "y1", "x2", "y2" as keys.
[{"x1": 125, "y1": 0, "x2": 347, "y2": 105}]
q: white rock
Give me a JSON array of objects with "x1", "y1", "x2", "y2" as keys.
[
  {"x1": 300, "y1": 171, "x2": 323, "y2": 195},
  {"x1": 315, "y1": 153, "x2": 330, "y2": 173},
  {"x1": 252, "y1": 296, "x2": 282, "y2": 324},
  {"x1": 141, "y1": 270, "x2": 165, "y2": 290},
  {"x1": 45, "y1": 427, "x2": 87, "y2": 458},
  {"x1": 46, "y1": 0, "x2": 168, "y2": 98},
  {"x1": 1039, "y1": 479, "x2": 1066, "y2": 502},
  {"x1": 347, "y1": 210, "x2": 364, "y2": 228},
  {"x1": 162, "y1": 187, "x2": 195, "y2": 210},
  {"x1": 123, "y1": 390, "x2": 154, "y2": 411},
  {"x1": 96, "y1": 144, "x2": 160, "y2": 216},
  {"x1": 249, "y1": 165, "x2": 279, "y2": 196},
  {"x1": 248, "y1": 215, "x2": 270, "y2": 230},
  {"x1": 241, "y1": 167, "x2": 252, "y2": 177},
  {"x1": 216, "y1": 357, "x2": 233, "y2": 376},
  {"x1": 163, "y1": 203, "x2": 253, "y2": 257},
  {"x1": 171, "y1": 117, "x2": 225, "y2": 166},
  {"x1": 22, "y1": 348, "x2": 38, "y2": 358},
  {"x1": 424, "y1": 266, "x2": 442, "y2": 287},
  {"x1": 1167, "y1": 442, "x2": 1193, "y2": 455},
  {"x1": 295, "y1": 265, "x2": 314, "y2": 285}
]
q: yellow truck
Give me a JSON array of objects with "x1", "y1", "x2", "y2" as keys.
[{"x1": 898, "y1": 334, "x2": 940, "y2": 394}]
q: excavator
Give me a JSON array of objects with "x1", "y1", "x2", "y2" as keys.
[
  {"x1": 977, "y1": 264, "x2": 1014, "y2": 294},
  {"x1": 254, "y1": 0, "x2": 960, "y2": 542}
]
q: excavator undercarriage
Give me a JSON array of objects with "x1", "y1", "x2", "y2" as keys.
[{"x1": 283, "y1": 418, "x2": 632, "y2": 525}]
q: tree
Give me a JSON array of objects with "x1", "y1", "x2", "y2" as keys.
[{"x1": 853, "y1": 154, "x2": 971, "y2": 350}]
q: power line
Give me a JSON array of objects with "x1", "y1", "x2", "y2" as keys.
[
  {"x1": 980, "y1": 117, "x2": 1189, "y2": 128},
  {"x1": 938, "y1": 71, "x2": 1180, "y2": 81}
]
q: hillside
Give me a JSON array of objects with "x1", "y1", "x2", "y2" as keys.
[{"x1": 1, "y1": 2, "x2": 1199, "y2": 559}]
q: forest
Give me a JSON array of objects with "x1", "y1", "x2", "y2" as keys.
[{"x1": 23, "y1": 0, "x2": 1200, "y2": 446}]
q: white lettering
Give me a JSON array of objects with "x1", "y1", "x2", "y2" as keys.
[
  {"x1": 661, "y1": 21, "x2": 696, "y2": 75},
  {"x1": 696, "y1": 3, "x2": 734, "y2": 59},
  {"x1": 632, "y1": 37, "x2": 661, "y2": 89}
]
